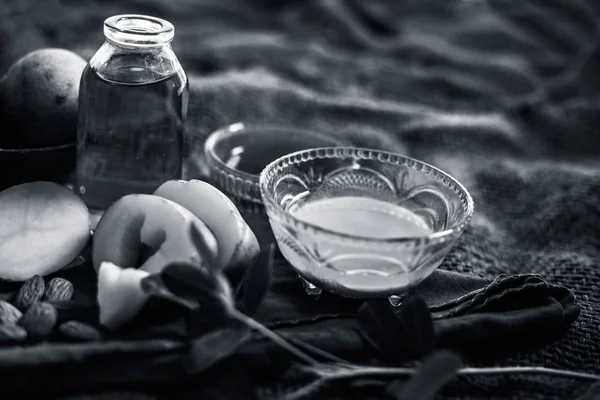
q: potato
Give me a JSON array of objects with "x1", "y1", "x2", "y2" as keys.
[
  {"x1": 153, "y1": 179, "x2": 260, "y2": 269},
  {"x1": 0, "y1": 48, "x2": 86, "y2": 149},
  {"x1": 0, "y1": 181, "x2": 91, "y2": 281},
  {"x1": 92, "y1": 194, "x2": 219, "y2": 274},
  {"x1": 97, "y1": 261, "x2": 150, "y2": 330}
]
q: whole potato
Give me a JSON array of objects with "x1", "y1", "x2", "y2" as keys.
[{"x1": 0, "y1": 48, "x2": 86, "y2": 149}]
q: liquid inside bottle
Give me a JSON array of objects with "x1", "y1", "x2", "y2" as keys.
[{"x1": 75, "y1": 14, "x2": 188, "y2": 215}]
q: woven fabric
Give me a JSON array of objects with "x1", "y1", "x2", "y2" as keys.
[{"x1": 2, "y1": 0, "x2": 599, "y2": 399}]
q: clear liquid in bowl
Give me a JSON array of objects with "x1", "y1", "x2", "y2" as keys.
[
  {"x1": 293, "y1": 196, "x2": 432, "y2": 239},
  {"x1": 280, "y1": 196, "x2": 437, "y2": 296}
]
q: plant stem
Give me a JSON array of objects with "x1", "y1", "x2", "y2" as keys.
[
  {"x1": 459, "y1": 367, "x2": 600, "y2": 381},
  {"x1": 140, "y1": 276, "x2": 197, "y2": 310},
  {"x1": 229, "y1": 308, "x2": 318, "y2": 365},
  {"x1": 308, "y1": 364, "x2": 600, "y2": 382},
  {"x1": 281, "y1": 364, "x2": 600, "y2": 400},
  {"x1": 280, "y1": 378, "x2": 327, "y2": 400}
]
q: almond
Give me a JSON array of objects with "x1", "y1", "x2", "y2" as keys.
[
  {"x1": 14, "y1": 275, "x2": 45, "y2": 311},
  {"x1": 19, "y1": 301, "x2": 57, "y2": 341},
  {"x1": 58, "y1": 321, "x2": 102, "y2": 342},
  {"x1": 43, "y1": 277, "x2": 74, "y2": 301},
  {"x1": 0, "y1": 324, "x2": 27, "y2": 344},
  {"x1": 0, "y1": 300, "x2": 23, "y2": 325}
]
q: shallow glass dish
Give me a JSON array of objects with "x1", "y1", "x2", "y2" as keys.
[
  {"x1": 0, "y1": 143, "x2": 76, "y2": 191},
  {"x1": 204, "y1": 123, "x2": 349, "y2": 204},
  {"x1": 259, "y1": 147, "x2": 474, "y2": 301}
]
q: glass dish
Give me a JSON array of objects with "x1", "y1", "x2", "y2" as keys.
[
  {"x1": 203, "y1": 123, "x2": 349, "y2": 205},
  {"x1": 0, "y1": 143, "x2": 75, "y2": 191},
  {"x1": 259, "y1": 147, "x2": 474, "y2": 303}
]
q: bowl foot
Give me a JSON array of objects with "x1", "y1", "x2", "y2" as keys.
[
  {"x1": 298, "y1": 274, "x2": 323, "y2": 298},
  {"x1": 388, "y1": 293, "x2": 408, "y2": 307},
  {"x1": 296, "y1": 274, "x2": 409, "y2": 305}
]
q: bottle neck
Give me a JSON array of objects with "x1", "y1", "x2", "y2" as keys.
[
  {"x1": 89, "y1": 16, "x2": 184, "y2": 85},
  {"x1": 103, "y1": 14, "x2": 175, "y2": 48},
  {"x1": 90, "y1": 15, "x2": 186, "y2": 85},
  {"x1": 90, "y1": 41, "x2": 183, "y2": 84}
]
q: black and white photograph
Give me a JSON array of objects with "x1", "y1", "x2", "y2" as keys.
[{"x1": 0, "y1": 0, "x2": 599, "y2": 399}]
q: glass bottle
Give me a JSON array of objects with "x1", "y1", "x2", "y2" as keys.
[{"x1": 75, "y1": 14, "x2": 188, "y2": 215}]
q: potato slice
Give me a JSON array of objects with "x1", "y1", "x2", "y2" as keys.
[
  {"x1": 0, "y1": 181, "x2": 90, "y2": 281},
  {"x1": 92, "y1": 194, "x2": 219, "y2": 274},
  {"x1": 153, "y1": 179, "x2": 259, "y2": 269},
  {"x1": 97, "y1": 261, "x2": 150, "y2": 329}
]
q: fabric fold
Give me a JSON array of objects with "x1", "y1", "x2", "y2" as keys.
[{"x1": 245, "y1": 254, "x2": 580, "y2": 361}]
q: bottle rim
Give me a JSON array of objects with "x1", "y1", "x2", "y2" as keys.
[{"x1": 104, "y1": 14, "x2": 175, "y2": 47}]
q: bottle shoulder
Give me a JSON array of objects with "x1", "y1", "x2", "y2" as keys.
[{"x1": 89, "y1": 41, "x2": 186, "y2": 85}]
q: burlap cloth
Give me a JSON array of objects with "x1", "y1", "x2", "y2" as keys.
[{"x1": 1, "y1": 0, "x2": 599, "y2": 399}]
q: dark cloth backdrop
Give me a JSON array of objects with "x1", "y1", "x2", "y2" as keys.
[{"x1": 1, "y1": 0, "x2": 600, "y2": 399}]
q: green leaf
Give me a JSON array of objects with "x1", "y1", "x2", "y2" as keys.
[
  {"x1": 395, "y1": 295, "x2": 434, "y2": 358},
  {"x1": 235, "y1": 244, "x2": 275, "y2": 316},
  {"x1": 157, "y1": 262, "x2": 237, "y2": 338},
  {"x1": 160, "y1": 262, "x2": 234, "y2": 312},
  {"x1": 189, "y1": 223, "x2": 220, "y2": 271},
  {"x1": 182, "y1": 319, "x2": 251, "y2": 375},
  {"x1": 357, "y1": 295, "x2": 434, "y2": 361},
  {"x1": 387, "y1": 350, "x2": 463, "y2": 400},
  {"x1": 118, "y1": 296, "x2": 189, "y2": 340},
  {"x1": 357, "y1": 299, "x2": 397, "y2": 355},
  {"x1": 140, "y1": 274, "x2": 197, "y2": 310}
]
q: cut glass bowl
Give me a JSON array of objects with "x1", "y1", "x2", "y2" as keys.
[
  {"x1": 204, "y1": 122, "x2": 349, "y2": 205},
  {"x1": 0, "y1": 143, "x2": 75, "y2": 191},
  {"x1": 259, "y1": 147, "x2": 474, "y2": 303}
]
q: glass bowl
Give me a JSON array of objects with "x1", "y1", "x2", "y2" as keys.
[
  {"x1": 0, "y1": 143, "x2": 76, "y2": 191},
  {"x1": 204, "y1": 123, "x2": 349, "y2": 205},
  {"x1": 259, "y1": 147, "x2": 474, "y2": 302}
]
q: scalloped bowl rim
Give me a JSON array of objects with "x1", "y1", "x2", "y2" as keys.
[
  {"x1": 204, "y1": 122, "x2": 351, "y2": 183},
  {"x1": 259, "y1": 147, "x2": 475, "y2": 247},
  {"x1": 204, "y1": 122, "x2": 258, "y2": 182}
]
